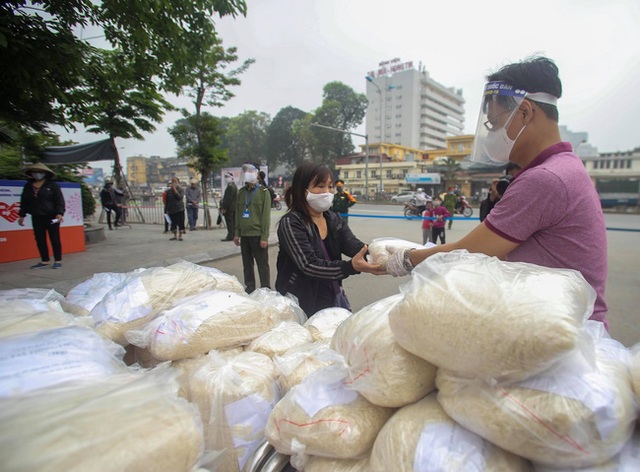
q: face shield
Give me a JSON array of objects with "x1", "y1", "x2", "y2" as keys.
[{"x1": 469, "y1": 81, "x2": 557, "y2": 165}]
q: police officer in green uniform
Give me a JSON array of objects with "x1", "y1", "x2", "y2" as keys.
[{"x1": 331, "y1": 179, "x2": 357, "y2": 224}]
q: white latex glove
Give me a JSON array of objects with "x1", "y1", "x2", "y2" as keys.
[{"x1": 385, "y1": 247, "x2": 413, "y2": 277}]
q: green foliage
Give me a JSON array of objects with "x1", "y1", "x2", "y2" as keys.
[
  {"x1": 169, "y1": 112, "x2": 228, "y2": 175},
  {"x1": 224, "y1": 111, "x2": 271, "y2": 167},
  {"x1": 80, "y1": 182, "x2": 96, "y2": 218},
  {"x1": 265, "y1": 106, "x2": 308, "y2": 170}
]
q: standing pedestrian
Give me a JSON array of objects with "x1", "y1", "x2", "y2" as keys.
[
  {"x1": 162, "y1": 182, "x2": 170, "y2": 233},
  {"x1": 443, "y1": 188, "x2": 457, "y2": 230},
  {"x1": 100, "y1": 180, "x2": 121, "y2": 230},
  {"x1": 234, "y1": 164, "x2": 271, "y2": 293},
  {"x1": 165, "y1": 177, "x2": 185, "y2": 241},
  {"x1": 421, "y1": 200, "x2": 434, "y2": 245},
  {"x1": 220, "y1": 172, "x2": 237, "y2": 241},
  {"x1": 185, "y1": 180, "x2": 201, "y2": 231},
  {"x1": 331, "y1": 179, "x2": 357, "y2": 224},
  {"x1": 114, "y1": 183, "x2": 128, "y2": 225},
  {"x1": 17, "y1": 162, "x2": 65, "y2": 269},
  {"x1": 430, "y1": 197, "x2": 451, "y2": 245}
]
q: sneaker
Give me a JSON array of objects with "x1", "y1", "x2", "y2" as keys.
[
  {"x1": 30, "y1": 262, "x2": 49, "y2": 269},
  {"x1": 52, "y1": 262, "x2": 62, "y2": 269}
]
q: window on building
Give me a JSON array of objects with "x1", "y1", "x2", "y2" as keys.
[
  {"x1": 371, "y1": 170, "x2": 377, "y2": 178},
  {"x1": 343, "y1": 171, "x2": 349, "y2": 178},
  {"x1": 356, "y1": 171, "x2": 361, "y2": 179},
  {"x1": 386, "y1": 170, "x2": 392, "y2": 178},
  {"x1": 606, "y1": 161, "x2": 611, "y2": 169},
  {"x1": 614, "y1": 160, "x2": 619, "y2": 169},
  {"x1": 626, "y1": 160, "x2": 632, "y2": 169}
]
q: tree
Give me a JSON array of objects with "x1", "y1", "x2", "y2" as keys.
[
  {"x1": 224, "y1": 111, "x2": 271, "y2": 167},
  {"x1": 310, "y1": 82, "x2": 368, "y2": 168},
  {"x1": 175, "y1": 34, "x2": 254, "y2": 228},
  {"x1": 439, "y1": 157, "x2": 462, "y2": 189},
  {"x1": 0, "y1": 0, "x2": 248, "y2": 133},
  {"x1": 70, "y1": 49, "x2": 173, "y2": 186},
  {"x1": 265, "y1": 106, "x2": 308, "y2": 171}
]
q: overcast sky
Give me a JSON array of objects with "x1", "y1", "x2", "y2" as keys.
[{"x1": 63, "y1": 0, "x2": 640, "y2": 173}]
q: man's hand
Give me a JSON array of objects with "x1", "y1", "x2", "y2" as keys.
[
  {"x1": 259, "y1": 240, "x2": 268, "y2": 249},
  {"x1": 55, "y1": 214, "x2": 64, "y2": 224},
  {"x1": 233, "y1": 236, "x2": 240, "y2": 246},
  {"x1": 386, "y1": 247, "x2": 413, "y2": 277},
  {"x1": 352, "y1": 245, "x2": 386, "y2": 275},
  {"x1": 18, "y1": 216, "x2": 24, "y2": 226}
]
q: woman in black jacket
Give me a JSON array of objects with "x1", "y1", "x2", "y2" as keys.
[
  {"x1": 18, "y1": 162, "x2": 66, "y2": 269},
  {"x1": 276, "y1": 163, "x2": 384, "y2": 317}
]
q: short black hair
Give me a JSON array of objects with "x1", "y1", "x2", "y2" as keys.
[{"x1": 487, "y1": 56, "x2": 562, "y2": 121}]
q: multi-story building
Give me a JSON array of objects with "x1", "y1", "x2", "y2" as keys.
[
  {"x1": 582, "y1": 149, "x2": 640, "y2": 208},
  {"x1": 365, "y1": 59, "x2": 465, "y2": 151},
  {"x1": 126, "y1": 155, "x2": 198, "y2": 190},
  {"x1": 126, "y1": 156, "x2": 148, "y2": 187}
]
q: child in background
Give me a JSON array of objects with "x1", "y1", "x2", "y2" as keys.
[
  {"x1": 421, "y1": 200, "x2": 434, "y2": 244},
  {"x1": 431, "y1": 197, "x2": 451, "y2": 244}
]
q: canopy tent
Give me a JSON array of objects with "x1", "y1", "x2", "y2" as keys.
[{"x1": 42, "y1": 138, "x2": 117, "y2": 164}]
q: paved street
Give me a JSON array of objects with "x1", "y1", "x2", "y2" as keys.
[{"x1": 1, "y1": 203, "x2": 638, "y2": 347}]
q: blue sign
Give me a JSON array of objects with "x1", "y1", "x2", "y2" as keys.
[{"x1": 405, "y1": 173, "x2": 441, "y2": 184}]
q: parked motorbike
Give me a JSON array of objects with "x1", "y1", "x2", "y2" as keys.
[
  {"x1": 271, "y1": 195, "x2": 282, "y2": 211},
  {"x1": 454, "y1": 196, "x2": 473, "y2": 217},
  {"x1": 403, "y1": 198, "x2": 426, "y2": 218}
]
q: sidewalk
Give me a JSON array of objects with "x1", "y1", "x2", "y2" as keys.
[{"x1": 0, "y1": 221, "x2": 278, "y2": 296}]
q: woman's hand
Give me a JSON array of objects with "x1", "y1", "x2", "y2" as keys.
[{"x1": 352, "y1": 245, "x2": 386, "y2": 275}]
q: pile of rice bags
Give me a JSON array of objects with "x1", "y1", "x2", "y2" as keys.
[
  {"x1": 369, "y1": 393, "x2": 530, "y2": 471},
  {"x1": 303, "y1": 307, "x2": 351, "y2": 342},
  {"x1": 367, "y1": 237, "x2": 430, "y2": 269},
  {"x1": 389, "y1": 250, "x2": 595, "y2": 382},
  {"x1": 201, "y1": 266, "x2": 245, "y2": 292},
  {"x1": 0, "y1": 326, "x2": 127, "y2": 397},
  {"x1": 331, "y1": 294, "x2": 437, "y2": 408},
  {"x1": 0, "y1": 368, "x2": 204, "y2": 472},
  {"x1": 187, "y1": 351, "x2": 281, "y2": 472},
  {"x1": 91, "y1": 261, "x2": 221, "y2": 345},
  {"x1": 273, "y1": 341, "x2": 342, "y2": 394},
  {"x1": 63, "y1": 271, "x2": 133, "y2": 316},
  {"x1": 127, "y1": 289, "x2": 302, "y2": 361},
  {"x1": 265, "y1": 363, "x2": 393, "y2": 460},
  {"x1": 437, "y1": 323, "x2": 636, "y2": 468},
  {"x1": 301, "y1": 455, "x2": 370, "y2": 472}
]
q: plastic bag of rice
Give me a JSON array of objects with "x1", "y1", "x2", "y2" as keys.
[
  {"x1": 64, "y1": 271, "x2": 136, "y2": 316},
  {"x1": 273, "y1": 341, "x2": 342, "y2": 394},
  {"x1": 247, "y1": 321, "x2": 313, "y2": 358},
  {"x1": 126, "y1": 290, "x2": 290, "y2": 361},
  {"x1": 0, "y1": 296, "x2": 90, "y2": 340},
  {"x1": 200, "y1": 266, "x2": 245, "y2": 292},
  {"x1": 91, "y1": 261, "x2": 221, "y2": 345},
  {"x1": 0, "y1": 326, "x2": 126, "y2": 397},
  {"x1": 265, "y1": 363, "x2": 393, "y2": 460},
  {"x1": 0, "y1": 367, "x2": 204, "y2": 472},
  {"x1": 249, "y1": 288, "x2": 307, "y2": 324},
  {"x1": 628, "y1": 342, "x2": 640, "y2": 403},
  {"x1": 299, "y1": 455, "x2": 370, "y2": 472},
  {"x1": 390, "y1": 250, "x2": 594, "y2": 382},
  {"x1": 331, "y1": 294, "x2": 437, "y2": 408},
  {"x1": 303, "y1": 307, "x2": 351, "y2": 341},
  {"x1": 437, "y1": 323, "x2": 636, "y2": 469},
  {"x1": 188, "y1": 351, "x2": 280, "y2": 472},
  {"x1": 369, "y1": 393, "x2": 530, "y2": 472},
  {"x1": 367, "y1": 237, "x2": 431, "y2": 269}
]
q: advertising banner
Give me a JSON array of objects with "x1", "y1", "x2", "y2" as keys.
[{"x1": 0, "y1": 180, "x2": 86, "y2": 263}]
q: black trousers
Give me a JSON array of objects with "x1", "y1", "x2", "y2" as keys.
[
  {"x1": 169, "y1": 210, "x2": 185, "y2": 233},
  {"x1": 240, "y1": 236, "x2": 270, "y2": 293},
  {"x1": 105, "y1": 204, "x2": 121, "y2": 228},
  {"x1": 432, "y1": 227, "x2": 446, "y2": 244},
  {"x1": 223, "y1": 211, "x2": 235, "y2": 240},
  {"x1": 31, "y1": 215, "x2": 62, "y2": 262}
]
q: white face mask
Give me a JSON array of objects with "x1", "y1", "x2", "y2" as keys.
[
  {"x1": 225, "y1": 177, "x2": 233, "y2": 184},
  {"x1": 244, "y1": 172, "x2": 257, "y2": 184},
  {"x1": 482, "y1": 124, "x2": 527, "y2": 164},
  {"x1": 306, "y1": 191, "x2": 334, "y2": 213},
  {"x1": 31, "y1": 172, "x2": 46, "y2": 180}
]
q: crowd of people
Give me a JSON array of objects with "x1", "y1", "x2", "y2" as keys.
[{"x1": 14, "y1": 56, "x2": 610, "y2": 331}]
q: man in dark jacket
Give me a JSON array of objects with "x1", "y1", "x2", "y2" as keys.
[
  {"x1": 331, "y1": 179, "x2": 357, "y2": 223},
  {"x1": 220, "y1": 172, "x2": 237, "y2": 241},
  {"x1": 18, "y1": 162, "x2": 66, "y2": 269},
  {"x1": 100, "y1": 180, "x2": 121, "y2": 230}
]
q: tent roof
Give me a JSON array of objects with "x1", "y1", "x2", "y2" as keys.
[{"x1": 42, "y1": 138, "x2": 116, "y2": 164}]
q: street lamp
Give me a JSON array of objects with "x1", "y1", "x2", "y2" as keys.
[
  {"x1": 366, "y1": 76, "x2": 384, "y2": 196},
  {"x1": 308, "y1": 122, "x2": 369, "y2": 196}
]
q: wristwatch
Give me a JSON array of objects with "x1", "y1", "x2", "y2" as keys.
[{"x1": 403, "y1": 248, "x2": 415, "y2": 273}]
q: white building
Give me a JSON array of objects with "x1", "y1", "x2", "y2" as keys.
[{"x1": 365, "y1": 59, "x2": 465, "y2": 150}]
